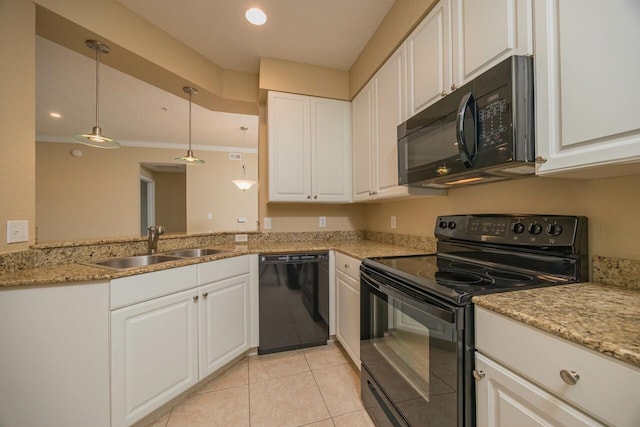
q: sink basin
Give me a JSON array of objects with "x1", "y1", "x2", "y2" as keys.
[
  {"x1": 165, "y1": 248, "x2": 227, "y2": 258},
  {"x1": 90, "y1": 254, "x2": 182, "y2": 270}
]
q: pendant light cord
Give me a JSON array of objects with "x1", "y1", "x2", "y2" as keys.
[
  {"x1": 95, "y1": 45, "x2": 101, "y2": 129},
  {"x1": 188, "y1": 89, "x2": 192, "y2": 151}
]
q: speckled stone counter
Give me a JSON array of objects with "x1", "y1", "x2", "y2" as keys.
[
  {"x1": 473, "y1": 283, "x2": 640, "y2": 368},
  {"x1": 0, "y1": 240, "x2": 428, "y2": 288}
]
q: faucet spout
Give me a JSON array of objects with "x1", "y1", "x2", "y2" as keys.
[{"x1": 147, "y1": 225, "x2": 165, "y2": 254}]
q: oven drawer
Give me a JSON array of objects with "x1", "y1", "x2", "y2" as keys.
[
  {"x1": 335, "y1": 252, "x2": 361, "y2": 281},
  {"x1": 475, "y1": 307, "x2": 640, "y2": 427}
]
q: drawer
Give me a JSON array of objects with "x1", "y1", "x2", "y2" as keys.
[
  {"x1": 110, "y1": 265, "x2": 197, "y2": 309},
  {"x1": 197, "y1": 255, "x2": 250, "y2": 285},
  {"x1": 335, "y1": 252, "x2": 361, "y2": 281},
  {"x1": 475, "y1": 306, "x2": 640, "y2": 427}
]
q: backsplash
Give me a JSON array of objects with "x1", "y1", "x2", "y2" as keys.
[{"x1": 592, "y1": 256, "x2": 640, "y2": 290}]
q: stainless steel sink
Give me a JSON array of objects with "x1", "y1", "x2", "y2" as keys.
[
  {"x1": 164, "y1": 248, "x2": 227, "y2": 258},
  {"x1": 90, "y1": 254, "x2": 182, "y2": 270}
]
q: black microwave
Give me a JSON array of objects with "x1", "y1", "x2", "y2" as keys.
[{"x1": 398, "y1": 56, "x2": 535, "y2": 188}]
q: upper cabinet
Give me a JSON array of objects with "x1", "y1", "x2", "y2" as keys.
[
  {"x1": 406, "y1": 0, "x2": 533, "y2": 116},
  {"x1": 533, "y1": 0, "x2": 640, "y2": 177},
  {"x1": 268, "y1": 91, "x2": 351, "y2": 203}
]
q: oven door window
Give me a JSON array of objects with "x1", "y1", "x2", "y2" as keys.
[{"x1": 361, "y1": 285, "x2": 459, "y2": 426}]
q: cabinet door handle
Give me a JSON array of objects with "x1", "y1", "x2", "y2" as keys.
[
  {"x1": 535, "y1": 156, "x2": 548, "y2": 164},
  {"x1": 560, "y1": 369, "x2": 580, "y2": 385},
  {"x1": 307, "y1": 195, "x2": 311, "y2": 199},
  {"x1": 451, "y1": 84, "x2": 457, "y2": 91},
  {"x1": 473, "y1": 369, "x2": 485, "y2": 380},
  {"x1": 441, "y1": 91, "x2": 447, "y2": 97},
  {"x1": 202, "y1": 292, "x2": 208, "y2": 299},
  {"x1": 314, "y1": 195, "x2": 318, "y2": 199},
  {"x1": 193, "y1": 295, "x2": 199, "y2": 302}
]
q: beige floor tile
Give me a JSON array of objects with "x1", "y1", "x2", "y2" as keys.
[
  {"x1": 167, "y1": 385, "x2": 249, "y2": 427},
  {"x1": 313, "y1": 363, "x2": 363, "y2": 417},
  {"x1": 249, "y1": 371, "x2": 330, "y2": 427},
  {"x1": 198, "y1": 358, "x2": 248, "y2": 393},
  {"x1": 144, "y1": 411, "x2": 170, "y2": 427},
  {"x1": 303, "y1": 343, "x2": 349, "y2": 370},
  {"x1": 302, "y1": 419, "x2": 335, "y2": 427},
  {"x1": 332, "y1": 409, "x2": 375, "y2": 427},
  {"x1": 249, "y1": 349, "x2": 310, "y2": 383}
]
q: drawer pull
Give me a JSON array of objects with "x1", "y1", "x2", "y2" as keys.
[
  {"x1": 560, "y1": 369, "x2": 580, "y2": 385},
  {"x1": 193, "y1": 295, "x2": 199, "y2": 302},
  {"x1": 202, "y1": 292, "x2": 208, "y2": 299},
  {"x1": 473, "y1": 369, "x2": 485, "y2": 380}
]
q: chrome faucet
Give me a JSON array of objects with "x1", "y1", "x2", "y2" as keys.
[{"x1": 147, "y1": 225, "x2": 165, "y2": 254}]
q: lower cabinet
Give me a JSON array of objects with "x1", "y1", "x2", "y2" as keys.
[
  {"x1": 335, "y1": 252, "x2": 361, "y2": 368},
  {"x1": 111, "y1": 255, "x2": 252, "y2": 427},
  {"x1": 475, "y1": 353, "x2": 602, "y2": 427},
  {"x1": 475, "y1": 306, "x2": 640, "y2": 427}
]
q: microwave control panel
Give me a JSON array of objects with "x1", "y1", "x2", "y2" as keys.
[{"x1": 478, "y1": 98, "x2": 508, "y2": 147}]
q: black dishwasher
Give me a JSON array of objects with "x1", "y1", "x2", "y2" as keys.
[{"x1": 258, "y1": 252, "x2": 329, "y2": 354}]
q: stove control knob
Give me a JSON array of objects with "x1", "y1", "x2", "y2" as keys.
[
  {"x1": 546, "y1": 223, "x2": 563, "y2": 236},
  {"x1": 528, "y1": 222, "x2": 543, "y2": 235},
  {"x1": 511, "y1": 222, "x2": 525, "y2": 234},
  {"x1": 438, "y1": 220, "x2": 448, "y2": 229},
  {"x1": 447, "y1": 221, "x2": 456, "y2": 230}
]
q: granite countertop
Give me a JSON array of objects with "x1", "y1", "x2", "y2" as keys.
[
  {"x1": 473, "y1": 283, "x2": 640, "y2": 368},
  {"x1": 0, "y1": 240, "x2": 427, "y2": 288}
]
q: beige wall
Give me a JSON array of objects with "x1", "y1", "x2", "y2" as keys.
[
  {"x1": 155, "y1": 172, "x2": 186, "y2": 234},
  {"x1": 0, "y1": 0, "x2": 36, "y2": 253},
  {"x1": 36, "y1": 142, "x2": 258, "y2": 242},
  {"x1": 363, "y1": 174, "x2": 640, "y2": 261}
]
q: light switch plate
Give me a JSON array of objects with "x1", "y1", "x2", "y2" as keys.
[
  {"x1": 319, "y1": 216, "x2": 327, "y2": 227},
  {"x1": 391, "y1": 216, "x2": 397, "y2": 229},
  {"x1": 7, "y1": 220, "x2": 28, "y2": 243},
  {"x1": 263, "y1": 217, "x2": 272, "y2": 230}
]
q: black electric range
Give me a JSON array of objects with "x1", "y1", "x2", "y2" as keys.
[{"x1": 360, "y1": 214, "x2": 588, "y2": 427}]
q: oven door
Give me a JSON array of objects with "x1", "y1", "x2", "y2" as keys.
[{"x1": 360, "y1": 267, "x2": 467, "y2": 427}]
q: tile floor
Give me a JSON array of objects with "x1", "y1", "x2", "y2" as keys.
[{"x1": 146, "y1": 343, "x2": 375, "y2": 427}]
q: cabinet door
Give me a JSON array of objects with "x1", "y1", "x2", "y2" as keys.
[
  {"x1": 534, "y1": 0, "x2": 640, "y2": 176},
  {"x1": 311, "y1": 98, "x2": 351, "y2": 202},
  {"x1": 268, "y1": 91, "x2": 311, "y2": 201},
  {"x1": 111, "y1": 288, "x2": 198, "y2": 427},
  {"x1": 475, "y1": 353, "x2": 603, "y2": 427},
  {"x1": 451, "y1": 0, "x2": 532, "y2": 87},
  {"x1": 336, "y1": 270, "x2": 360, "y2": 368},
  {"x1": 406, "y1": 0, "x2": 452, "y2": 116},
  {"x1": 199, "y1": 273, "x2": 250, "y2": 378},
  {"x1": 352, "y1": 82, "x2": 375, "y2": 201},
  {"x1": 374, "y1": 45, "x2": 410, "y2": 199}
]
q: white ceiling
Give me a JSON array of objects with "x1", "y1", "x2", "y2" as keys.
[
  {"x1": 115, "y1": 0, "x2": 395, "y2": 73},
  {"x1": 36, "y1": 1, "x2": 395, "y2": 150}
]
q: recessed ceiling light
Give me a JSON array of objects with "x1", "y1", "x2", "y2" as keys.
[
  {"x1": 49, "y1": 112, "x2": 62, "y2": 118},
  {"x1": 245, "y1": 7, "x2": 267, "y2": 26}
]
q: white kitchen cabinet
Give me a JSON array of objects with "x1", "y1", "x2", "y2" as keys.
[
  {"x1": 111, "y1": 287, "x2": 199, "y2": 427},
  {"x1": 268, "y1": 91, "x2": 351, "y2": 203},
  {"x1": 475, "y1": 307, "x2": 640, "y2": 427},
  {"x1": 451, "y1": 0, "x2": 532, "y2": 87},
  {"x1": 406, "y1": 0, "x2": 451, "y2": 117},
  {"x1": 406, "y1": 0, "x2": 532, "y2": 116},
  {"x1": 533, "y1": 0, "x2": 640, "y2": 177},
  {"x1": 0, "y1": 282, "x2": 110, "y2": 427},
  {"x1": 353, "y1": 47, "x2": 444, "y2": 202},
  {"x1": 335, "y1": 252, "x2": 361, "y2": 368},
  {"x1": 198, "y1": 269, "x2": 250, "y2": 378},
  {"x1": 475, "y1": 353, "x2": 602, "y2": 427}
]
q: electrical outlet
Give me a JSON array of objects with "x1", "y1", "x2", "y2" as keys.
[
  {"x1": 391, "y1": 216, "x2": 397, "y2": 229},
  {"x1": 237, "y1": 217, "x2": 246, "y2": 223},
  {"x1": 207, "y1": 213, "x2": 213, "y2": 220},
  {"x1": 319, "y1": 216, "x2": 327, "y2": 227},
  {"x1": 264, "y1": 217, "x2": 272, "y2": 230},
  {"x1": 235, "y1": 234, "x2": 248, "y2": 242},
  {"x1": 7, "y1": 220, "x2": 28, "y2": 243}
]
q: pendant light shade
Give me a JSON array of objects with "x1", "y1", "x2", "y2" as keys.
[
  {"x1": 175, "y1": 87, "x2": 205, "y2": 165},
  {"x1": 73, "y1": 40, "x2": 120, "y2": 149},
  {"x1": 232, "y1": 163, "x2": 256, "y2": 190}
]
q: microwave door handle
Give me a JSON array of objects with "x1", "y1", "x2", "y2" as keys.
[{"x1": 456, "y1": 92, "x2": 476, "y2": 168}]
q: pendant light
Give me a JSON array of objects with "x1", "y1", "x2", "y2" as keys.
[
  {"x1": 232, "y1": 127, "x2": 256, "y2": 190},
  {"x1": 73, "y1": 40, "x2": 120, "y2": 149},
  {"x1": 175, "y1": 86, "x2": 205, "y2": 165}
]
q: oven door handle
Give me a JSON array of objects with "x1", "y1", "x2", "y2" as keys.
[{"x1": 361, "y1": 271, "x2": 455, "y2": 324}]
